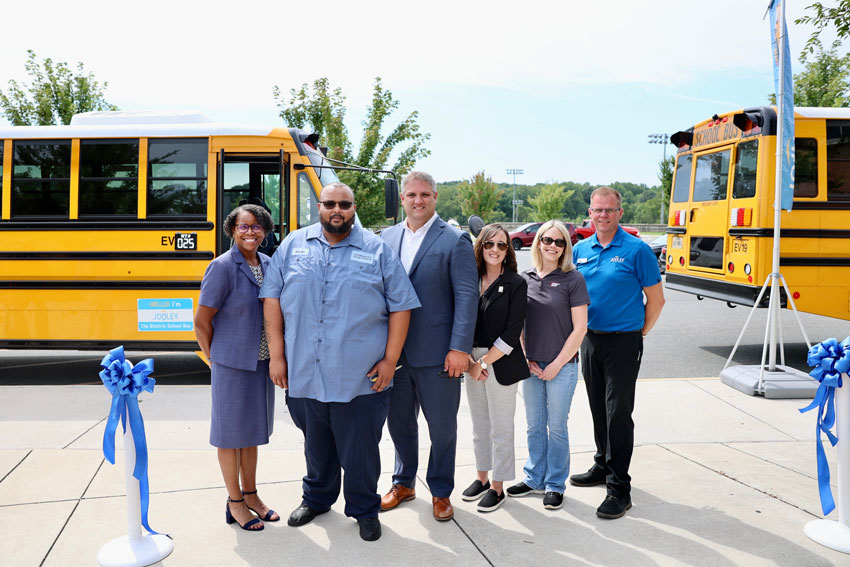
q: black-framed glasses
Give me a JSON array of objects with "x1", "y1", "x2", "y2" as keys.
[
  {"x1": 236, "y1": 224, "x2": 264, "y2": 233},
  {"x1": 540, "y1": 236, "x2": 566, "y2": 247},
  {"x1": 483, "y1": 240, "x2": 508, "y2": 251},
  {"x1": 320, "y1": 200, "x2": 354, "y2": 210},
  {"x1": 590, "y1": 207, "x2": 620, "y2": 214}
]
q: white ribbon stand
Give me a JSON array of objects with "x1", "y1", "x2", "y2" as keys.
[
  {"x1": 804, "y1": 372, "x2": 850, "y2": 554},
  {"x1": 97, "y1": 425, "x2": 173, "y2": 567}
]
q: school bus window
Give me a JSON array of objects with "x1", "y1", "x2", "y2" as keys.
[
  {"x1": 222, "y1": 162, "x2": 250, "y2": 222},
  {"x1": 147, "y1": 138, "x2": 207, "y2": 215},
  {"x1": 672, "y1": 154, "x2": 692, "y2": 203},
  {"x1": 79, "y1": 139, "x2": 139, "y2": 216},
  {"x1": 732, "y1": 139, "x2": 758, "y2": 199},
  {"x1": 11, "y1": 140, "x2": 71, "y2": 217},
  {"x1": 263, "y1": 172, "x2": 281, "y2": 227},
  {"x1": 826, "y1": 122, "x2": 850, "y2": 199},
  {"x1": 298, "y1": 172, "x2": 318, "y2": 226},
  {"x1": 795, "y1": 138, "x2": 818, "y2": 198},
  {"x1": 693, "y1": 149, "x2": 730, "y2": 202}
]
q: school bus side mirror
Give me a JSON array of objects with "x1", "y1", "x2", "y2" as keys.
[
  {"x1": 385, "y1": 178, "x2": 399, "y2": 221},
  {"x1": 468, "y1": 215, "x2": 485, "y2": 237}
]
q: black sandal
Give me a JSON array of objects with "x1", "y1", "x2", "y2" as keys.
[
  {"x1": 226, "y1": 497, "x2": 264, "y2": 531},
  {"x1": 242, "y1": 490, "x2": 280, "y2": 522}
]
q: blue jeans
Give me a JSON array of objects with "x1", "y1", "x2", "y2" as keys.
[{"x1": 521, "y1": 360, "x2": 579, "y2": 493}]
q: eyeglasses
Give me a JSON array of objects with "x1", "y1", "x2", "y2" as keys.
[
  {"x1": 590, "y1": 207, "x2": 620, "y2": 214},
  {"x1": 540, "y1": 236, "x2": 566, "y2": 247},
  {"x1": 483, "y1": 240, "x2": 508, "y2": 251},
  {"x1": 320, "y1": 200, "x2": 354, "y2": 210},
  {"x1": 236, "y1": 224, "x2": 264, "y2": 233}
]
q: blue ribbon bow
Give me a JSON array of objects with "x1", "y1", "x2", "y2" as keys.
[
  {"x1": 99, "y1": 345, "x2": 160, "y2": 535},
  {"x1": 799, "y1": 337, "x2": 850, "y2": 516}
]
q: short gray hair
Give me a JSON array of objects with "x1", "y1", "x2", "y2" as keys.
[{"x1": 401, "y1": 170, "x2": 436, "y2": 193}]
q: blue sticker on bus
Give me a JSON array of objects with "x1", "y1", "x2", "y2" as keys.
[{"x1": 138, "y1": 298, "x2": 194, "y2": 331}]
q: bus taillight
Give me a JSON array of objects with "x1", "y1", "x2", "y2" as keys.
[
  {"x1": 730, "y1": 208, "x2": 752, "y2": 227},
  {"x1": 672, "y1": 210, "x2": 687, "y2": 226}
]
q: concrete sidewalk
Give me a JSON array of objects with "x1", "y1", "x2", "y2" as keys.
[{"x1": 0, "y1": 377, "x2": 845, "y2": 566}]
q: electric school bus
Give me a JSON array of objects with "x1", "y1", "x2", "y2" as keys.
[
  {"x1": 664, "y1": 106, "x2": 850, "y2": 321},
  {"x1": 0, "y1": 111, "x2": 398, "y2": 351}
]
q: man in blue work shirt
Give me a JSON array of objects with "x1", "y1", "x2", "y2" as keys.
[
  {"x1": 570, "y1": 186, "x2": 665, "y2": 520},
  {"x1": 260, "y1": 182, "x2": 420, "y2": 542}
]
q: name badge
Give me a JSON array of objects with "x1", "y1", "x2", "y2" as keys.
[
  {"x1": 497, "y1": 286, "x2": 503, "y2": 293},
  {"x1": 292, "y1": 247, "x2": 309, "y2": 256},
  {"x1": 550, "y1": 282, "x2": 560, "y2": 287},
  {"x1": 577, "y1": 257, "x2": 588, "y2": 264},
  {"x1": 351, "y1": 251, "x2": 375, "y2": 264}
]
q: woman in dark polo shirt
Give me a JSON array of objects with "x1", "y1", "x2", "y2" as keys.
[
  {"x1": 506, "y1": 220, "x2": 589, "y2": 510},
  {"x1": 461, "y1": 223, "x2": 529, "y2": 513}
]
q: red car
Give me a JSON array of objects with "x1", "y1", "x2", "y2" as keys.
[
  {"x1": 509, "y1": 221, "x2": 577, "y2": 250},
  {"x1": 575, "y1": 219, "x2": 640, "y2": 240}
]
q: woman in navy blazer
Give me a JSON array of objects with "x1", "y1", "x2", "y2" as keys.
[
  {"x1": 462, "y1": 224, "x2": 529, "y2": 513},
  {"x1": 195, "y1": 204, "x2": 277, "y2": 532}
]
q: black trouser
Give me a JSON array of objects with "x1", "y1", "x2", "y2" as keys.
[{"x1": 580, "y1": 331, "x2": 643, "y2": 499}]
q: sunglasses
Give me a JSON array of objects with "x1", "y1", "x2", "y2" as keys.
[
  {"x1": 236, "y1": 224, "x2": 264, "y2": 233},
  {"x1": 540, "y1": 236, "x2": 566, "y2": 247},
  {"x1": 320, "y1": 200, "x2": 354, "y2": 210},
  {"x1": 483, "y1": 240, "x2": 508, "y2": 251}
]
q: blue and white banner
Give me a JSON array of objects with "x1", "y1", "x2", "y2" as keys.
[{"x1": 768, "y1": 0, "x2": 795, "y2": 212}]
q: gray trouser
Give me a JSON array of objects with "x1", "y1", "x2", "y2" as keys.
[{"x1": 465, "y1": 347, "x2": 519, "y2": 482}]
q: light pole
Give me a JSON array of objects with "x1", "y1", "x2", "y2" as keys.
[
  {"x1": 647, "y1": 133, "x2": 670, "y2": 224},
  {"x1": 506, "y1": 168, "x2": 524, "y2": 223}
]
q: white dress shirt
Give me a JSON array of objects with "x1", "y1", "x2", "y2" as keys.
[{"x1": 400, "y1": 212, "x2": 438, "y2": 274}]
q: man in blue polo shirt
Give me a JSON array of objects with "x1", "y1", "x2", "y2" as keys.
[
  {"x1": 570, "y1": 186, "x2": 665, "y2": 520},
  {"x1": 261, "y1": 182, "x2": 420, "y2": 542}
]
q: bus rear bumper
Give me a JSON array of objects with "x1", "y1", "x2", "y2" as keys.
[{"x1": 665, "y1": 273, "x2": 786, "y2": 308}]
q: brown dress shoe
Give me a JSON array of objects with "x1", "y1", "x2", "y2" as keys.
[
  {"x1": 432, "y1": 497, "x2": 454, "y2": 521},
  {"x1": 380, "y1": 484, "x2": 416, "y2": 511}
]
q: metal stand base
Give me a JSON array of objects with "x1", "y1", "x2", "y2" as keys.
[
  {"x1": 97, "y1": 534, "x2": 173, "y2": 567},
  {"x1": 719, "y1": 364, "x2": 819, "y2": 399},
  {"x1": 804, "y1": 519, "x2": 850, "y2": 554}
]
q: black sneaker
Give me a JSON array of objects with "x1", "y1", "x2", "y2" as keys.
[
  {"x1": 461, "y1": 479, "x2": 491, "y2": 501},
  {"x1": 596, "y1": 495, "x2": 632, "y2": 519},
  {"x1": 569, "y1": 469, "x2": 606, "y2": 487},
  {"x1": 543, "y1": 491, "x2": 564, "y2": 510},
  {"x1": 506, "y1": 481, "x2": 544, "y2": 498},
  {"x1": 477, "y1": 489, "x2": 505, "y2": 512}
]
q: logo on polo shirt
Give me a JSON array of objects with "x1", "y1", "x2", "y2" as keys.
[{"x1": 610, "y1": 256, "x2": 625, "y2": 263}]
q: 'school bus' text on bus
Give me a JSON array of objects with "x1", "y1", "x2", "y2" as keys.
[
  {"x1": 664, "y1": 106, "x2": 850, "y2": 321},
  {"x1": 0, "y1": 111, "x2": 342, "y2": 351}
]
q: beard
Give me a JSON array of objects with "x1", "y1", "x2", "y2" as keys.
[{"x1": 321, "y1": 214, "x2": 355, "y2": 235}]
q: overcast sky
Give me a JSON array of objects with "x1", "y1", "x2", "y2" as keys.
[{"x1": 0, "y1": 0, "x2": 842, "y2": 186}]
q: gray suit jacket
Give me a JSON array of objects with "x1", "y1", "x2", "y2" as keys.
[
  {"x1": 198, "y1": 246, "x2": 271, "y2": 371},
  {"x1": 381, "y1": 215, "x2": 478, "y2": 367}
]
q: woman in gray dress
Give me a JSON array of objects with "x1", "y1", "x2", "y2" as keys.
[{"x1": 195, "y1": 204, "x2": 277, "y2": 532}]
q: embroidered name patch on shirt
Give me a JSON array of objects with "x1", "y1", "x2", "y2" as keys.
[
  {"x1": 577, "y1": 258, "x2": 588, "y2": 264},
  {"x1": 610, "y1": 256, "x2": 625, "y2": 263},
  {"x1": 550, "y1": 282, "x2": 560, "y2": 287},
  {"x1": 292, "y1": 248, "x2": 309, "y2": 256},
  {"x1": 351, "y1": 251, "x2": 375, "y2": 264}
]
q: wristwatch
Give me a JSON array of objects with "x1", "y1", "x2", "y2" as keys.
[{"x1": 477, "y1": 358, "x2": 488, "y2": 370}]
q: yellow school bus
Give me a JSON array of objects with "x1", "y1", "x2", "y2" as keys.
[
  {"x1": 0, "y1": 111, "x2": 340, "y2": 350},
  {"x1": 664, "y1": 106, "x2": 850, "y2": 321}
]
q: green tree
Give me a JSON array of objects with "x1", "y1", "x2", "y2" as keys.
[
  {"x1": 0, "y1": 50, "x2": 117, "y2": 126},
  {"x1": 458, "y1": 171, "x2": 503, "y2": 223},
  {"x1": 274, "y1": 77, "x2": 430, "y2": 227},
  {"x1": 796, "y1": 1, "x2": 850, "y2": 55},
  {"x1": 529, "y1": 183, "x2": 569, "y2": 221},
  {"x1": 769, "y1": 40, "x2": 850, "y2": 107}
]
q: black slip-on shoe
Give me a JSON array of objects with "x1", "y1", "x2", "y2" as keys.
[
  {"x1": 461, "y1": 479, "x2": 491, "y2": 501},
  {"x1": 477, "y1": 489, "x2": 505, "y2": 512}
]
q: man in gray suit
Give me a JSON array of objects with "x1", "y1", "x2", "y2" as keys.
[{"x1": 379, "y1": 171, "x2": 478, "y2": 521}]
